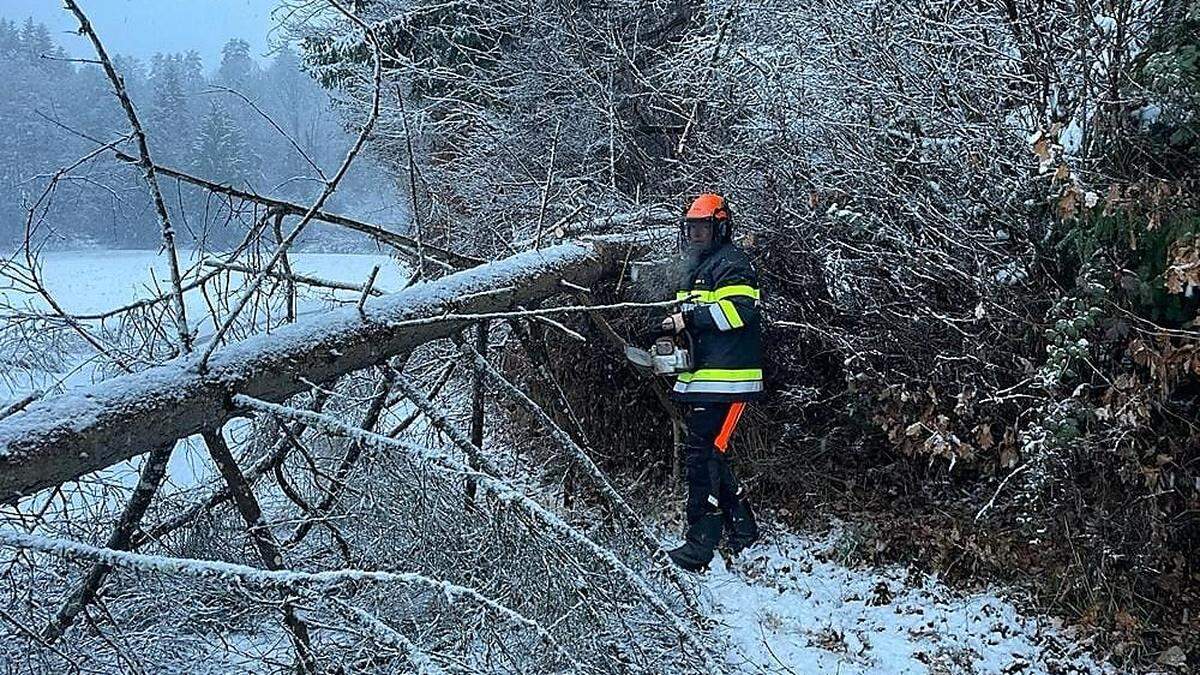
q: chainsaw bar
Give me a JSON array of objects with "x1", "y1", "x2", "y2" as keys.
[{"x1": 624, "y1": 345, "x2": 655, "y2": 371}]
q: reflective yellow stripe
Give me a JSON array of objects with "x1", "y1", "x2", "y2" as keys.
[
  {"x1": 717, "y1": 299, "x2": 744, "y2": 328},
  {"x1": 674, "y1": 285, "x2": 760, "y2": 304},
  {"x1": 674, "y1": 379, "x2": 763, "y2": 395},
  {"x1": 676, "y1": 368, "x2": 763, "y2": 383},
  {"x1": 712, "y1": 285, "x2": 760, "y2": 301}
]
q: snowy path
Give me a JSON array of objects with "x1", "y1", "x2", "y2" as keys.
[{"x1": 698, "y1": 531, "x2": 1108, "y2": 675}]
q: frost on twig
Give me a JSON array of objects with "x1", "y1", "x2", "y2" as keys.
[
  {"x1": 235, "y1": 393, "x2": 718, "y2": 673},
  {"x1": 459, "y1": 343, "x2": 705, "y2": 622},
  {"x1": 0, "y1": 528, "x2": 579, "y2": 673}
]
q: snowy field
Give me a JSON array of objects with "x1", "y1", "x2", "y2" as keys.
[
  {"x1": 0, "y1": 248, "x2": 409, "y2": 498},
  {"x1": 701, "y1": 529, "x2": 1108, "y2": 674},
  {"x1": 10, "y1": 248, "x2": 408, "y2": 326}
]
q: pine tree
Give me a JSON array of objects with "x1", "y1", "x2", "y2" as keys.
[
  {"x1": 112, "y1": 54, "x2": 147, "y2": 101},
  {"x1": 1139, "y1": 3, "x2": 1200, "y2": 171},
  {"x1": 74, "y1": 66, "x2": 126, "y2": 142},
  {"x1": 18, "y1": 18, "x2": 52, "y2": 65},
  {"x1": 181, "y1": 51, "x2": 206, "y2": 93},
  {"x1": 0, "y1": 19, "x2": 24, "y2": 241},
  {"x1": 0, "y1": 19, "x2": 20, "y2": 61},
  {"x1": 191, "y1": 102, "x2": 249, "y2": 185},
  {"x1": 217, "y1": 39, "x2": 257, "y2": 90},
  {"x1": 262, "y1": 43, "x2": 335, "y2": 195},
  {"x1": 149, "y1": 55, "x2": 193, "y2": 163}
]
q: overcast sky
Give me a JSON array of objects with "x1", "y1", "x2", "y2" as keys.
[{"x1": 1, "y1": 0, "x2": 282, "y2": 70}]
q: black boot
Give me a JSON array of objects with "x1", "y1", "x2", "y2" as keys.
[
  {"x1": 724, "y1": 498, "x2": 760, "y2": 555},
  {"x1": 668, "y1": 512, "x2": 722, "y2": 572}
]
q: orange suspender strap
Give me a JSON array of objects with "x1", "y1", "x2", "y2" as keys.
[{"x1": 713, "y1": 402, "x2": 746, "y2": 453}]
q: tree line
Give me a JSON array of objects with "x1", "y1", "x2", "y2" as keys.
[{"x1": 0, "y1": 18, "x2": 396, "y2": 249}]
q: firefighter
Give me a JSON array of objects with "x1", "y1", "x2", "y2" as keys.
[{"x1": 661, "y1": 193, "x2": 762, "y2": 572}]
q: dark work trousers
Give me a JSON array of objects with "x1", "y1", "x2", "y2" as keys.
[{"x1": 681, "y1": 402, "x2": 754, "y2": 554}]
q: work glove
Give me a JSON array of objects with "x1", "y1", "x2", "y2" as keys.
[{"x1": 660, "y1": 312, "x2": 685, "y2": 334}]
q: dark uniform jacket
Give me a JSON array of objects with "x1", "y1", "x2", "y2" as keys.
[{"x1": 671, "y1": 242, "x2": 764, "y2": 403}]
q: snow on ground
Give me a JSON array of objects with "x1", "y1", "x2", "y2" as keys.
[
  {"x1": 20, "y1": 248, "x2": 409, "y2": 319},
  {"x1": 2, "y1": 251, "x2": 1112, "y2": 675},
  {"x1": 0, "y1": 248, "x2": 408, "y2": 502},
  {"x1": 699, "y1": 529, "x2": 1108, "y2": 675}
]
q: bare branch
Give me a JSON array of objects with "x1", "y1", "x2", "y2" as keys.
[
  {"x1": 232, "y1": 393, "x2": 717, "y2": 672},
  {"x1": 203, "y1": 84, "x2": 328, "y2": 181},
  {"x1": 201, "y1": 428, "x2": 316, "y2": 671},
  {"x1": 63, "y1": 0, "x2": 192, "y2": 354},
  {"x1": 197, "y1": 5, "x2": 387, "y2": 370},
  {"x1": 0, "y1": 528, "x2": 576, "y2": 669},
  {"x1": 203, "y1": 260, "x2": 389, "y2": 297},
  {"x1": 356, "y1": 265, "x2": 381, "y2": 314},
  {"x1": 106, "y1": 152, "x2": 481, "y2": 269},
  {"x1": 41, "y1": 442, "x2": 174, "y2": 643},
  {"x1": 460, "y1": 344, "x2": 703, "y2": 620}
]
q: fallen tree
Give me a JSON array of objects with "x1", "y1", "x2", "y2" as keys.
[{"x1": 0, "y1": 239, "x2": 643, "y2": 500}]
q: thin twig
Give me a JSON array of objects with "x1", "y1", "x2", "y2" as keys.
[
  {"x1": 64, "y1": 0, "x2": 192, "y2": 354},
  {"x1": 203, "y1": 260, "x2": 387, "y2": 297},
  {"x1": 197, "y1": 0, "x2": 386, "y2": 371},
  {"x1": 203, "y1": 85, "x2": 327, "y2": 181},
  {"x1": 534, "y1": 120, "x2": 562, "y2": 248},
  {"x1": 975, "y1": 462, "x2": 1030, "y2": 522},
  {"x1": 395, "y1": 84, "x2": 427, "y2": 278},
  {"x1": 383, "y1": 297, "x2": 682, "y2": 330},
  {"x1": 461, "y1": 344, "x2": 704, "y2": 621},
  {"x1": 234, "y1": 393, "x2": 718, "y2": 672},
  {"x1": 0, "y1": 528, "x2": 575, "y2": 671},
  {"x1": 357, "y1": 265, "x2": 381, "y2": 314}
]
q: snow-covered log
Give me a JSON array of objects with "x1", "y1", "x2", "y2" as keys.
[{"x1": 0, "y1": 240, "x2": 640, "y2": 500}]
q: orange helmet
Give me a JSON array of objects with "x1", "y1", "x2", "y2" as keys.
[
  {"x1": 685, "y1": 193, "x2": 731, "y2": 221},
  {"x1": 682, "y1": 193, "x2": 733, "y2": 249}
]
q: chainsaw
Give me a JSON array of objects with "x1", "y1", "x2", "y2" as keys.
[{"x1": 625, "y1": 334, "x2": 693, "y2": 376}]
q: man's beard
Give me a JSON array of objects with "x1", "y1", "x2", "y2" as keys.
[
  {"x1": 680, "y1": 239, "x2": 710, "y2": 261},
  {"x1": 667, "y1": 242, "x2": 706, "y2": 289}
]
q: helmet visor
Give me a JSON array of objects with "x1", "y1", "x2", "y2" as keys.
[{"x1": 681, "y1": 218, "x2": 716, "y2": 245}]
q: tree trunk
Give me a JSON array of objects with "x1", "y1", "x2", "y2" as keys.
[
  {"x1": 466, "y1": 321, "x2": 489, "y2": 504},
  {"x1": 202, "y1": 429, "x2": 316, "y2": 673},
  {"x1": 0, "y1": 240, "x2": 638, "y2": 500}
]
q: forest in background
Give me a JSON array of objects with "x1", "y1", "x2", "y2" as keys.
[
  {"x1": 0, "y1": 0, "x2": 1196, "y2": 672},
  {"x1": 0, "y1": 18, "x2": 398, "y2": 249}
]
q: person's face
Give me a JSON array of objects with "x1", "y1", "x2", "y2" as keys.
[{"x1": 686, "y1": 220, "x2": 714, "y2": 247}]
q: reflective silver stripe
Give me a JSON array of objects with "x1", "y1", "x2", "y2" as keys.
[
  {"x1": 672, "y1": 380, "x2": 763, "y2": 395},
  {"x1": 708, "y1": 303, "x2": 732, "y2": 330},
  {"x1": 707, "y1": 495, "x2": 720, "y2": 507},
  {"x1": 718, "y1": 300, "x2": 744, "y2": 328}
]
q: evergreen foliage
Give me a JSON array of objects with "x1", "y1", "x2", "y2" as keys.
[{"x1": 0, "y1": 26, "x2": 392, "y2": 248}]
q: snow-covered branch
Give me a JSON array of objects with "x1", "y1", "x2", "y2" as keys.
[
  {"x1": 233, "y1": 392, "x2": 719, "y2": 673},
  {"x1": 0, "y1": 240, "x2": 638, "y2": 499}
]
